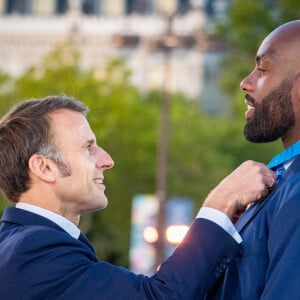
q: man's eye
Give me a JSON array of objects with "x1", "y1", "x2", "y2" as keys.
[{"x1": 256, "y1": 68, "x2": 266, "y2": 77}]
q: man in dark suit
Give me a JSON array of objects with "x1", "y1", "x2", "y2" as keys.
[
  {"x1": 0, "y1": 95, "x2": 274, "y2": 299},
  {"x1": 205, "y1": 20, "x2": 300, "y2": 299}
]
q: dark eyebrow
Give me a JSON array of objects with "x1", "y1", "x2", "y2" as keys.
[{"x1": 256, "y1": 55, "x2": 263, "y2": 64}]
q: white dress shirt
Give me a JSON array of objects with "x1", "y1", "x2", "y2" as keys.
[
  {"x1": 197, "y1": 207, "x2": 242, "y2": 243},
  {"x1": 16, "y1": 202, "x2": 80, "y2": 239}
]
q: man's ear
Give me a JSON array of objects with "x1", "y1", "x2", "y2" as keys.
[{"x1": 28, "y1": 154, "x2": 56, "y2": 182}]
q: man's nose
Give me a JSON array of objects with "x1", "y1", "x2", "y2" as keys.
[
  {"x1": 240, "y1": 72, "x2": 254, "y2": 93},
  {"x1": 96, "y1": 148, "x2": 114, "y2": 170}
]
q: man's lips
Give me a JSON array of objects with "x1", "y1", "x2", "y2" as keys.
[
  {"x1": 94, "y1": 177, "x2": 106, "y2": 192},
  {"x1": 245, "y1": 93, "x2": 255, "y2": 103},
  {"x1": 245, "y1": 99, "x2": 255, "y2": 119},
  {"x1": 94, "y1": 177, "x2": 104, "y2": 185}
]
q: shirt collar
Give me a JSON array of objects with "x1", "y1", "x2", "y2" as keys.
[
  {"x1": 268, "y1": 140, "x2": 300, "y2": 169},
  {"x1": 15, "y1": 202, "x2": 80, "y2": 239}
]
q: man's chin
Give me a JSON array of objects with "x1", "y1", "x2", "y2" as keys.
[
  {"x1": 244, "y1": 129, "x2": 280, "y2": 143},
  {"x1": 95, "y1": 199, "x2": 108, "y2": 211},
  {"x1": 80, "y1": 200, "x2": 108, "y2": 215}
]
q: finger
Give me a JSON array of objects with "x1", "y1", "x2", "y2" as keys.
[{"x1": 264, "y1": 175, "x2": 276, "y2": 189}]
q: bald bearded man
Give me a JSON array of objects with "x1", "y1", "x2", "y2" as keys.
[{"x1": 205, "y1": 20, "x2": 300, "y2": 300}]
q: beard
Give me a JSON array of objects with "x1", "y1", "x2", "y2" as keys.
[{"x1": 244, "y1": 77, "x2": 296, "y2": 143}]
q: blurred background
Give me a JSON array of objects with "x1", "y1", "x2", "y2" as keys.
[{"x1": 0, "y1": 0, "x2": 298, "y2": 273}]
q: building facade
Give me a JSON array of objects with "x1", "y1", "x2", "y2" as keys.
[
  {"x1": 0, "y1": 0, "x2": 228, "y2": 17},
  {"x1": 0, "y1": 0, "x2": 230, "y2": 112}
]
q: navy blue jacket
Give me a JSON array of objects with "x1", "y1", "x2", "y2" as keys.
[
  {"x1": 205, "y1": 156, "x2": 300, "y2": 299},
  {"x1": 0, "y1": 206, "x2": 239, "y2": 300}
]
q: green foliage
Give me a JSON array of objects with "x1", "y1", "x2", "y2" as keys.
[
  {"x1": 217, "y1": 0, "x2": 273, "y2": 107},
  {"x1": 275, "y1": 0, "x2": 300, "y2": 23}
]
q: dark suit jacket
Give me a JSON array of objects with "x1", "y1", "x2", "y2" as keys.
[
  {"x1": 0, "y1": 206, "x2": 240, "y2": 300},
  {"x1": 205, "y1": 156, "x2": 300, "y2": 300}
]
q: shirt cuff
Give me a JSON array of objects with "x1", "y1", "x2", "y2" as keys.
[{"x1": 196, "y1": 207, "x2": 242, "y2": 244}]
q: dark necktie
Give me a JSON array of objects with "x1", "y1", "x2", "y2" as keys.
[{"x1": 275, "y1": 165, "x2": 286, "y2": 184}]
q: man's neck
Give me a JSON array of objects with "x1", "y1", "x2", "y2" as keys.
[{"x1": 16, "y1": 202, "x2": 81, "y2": 239}]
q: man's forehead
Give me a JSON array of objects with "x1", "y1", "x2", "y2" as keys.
[
  {"x1": 50, "y1": 109, "x2": 94, "y2": 137},
  {"x1": 256, "y1": 27, "x2": 296, "y2": 65},
  {"x1": 256, "y1": 43, "x2": 277, "y2": 64},
  {"x1": 259, "y1": 22, "x2": 300, "y2": 56},
  {"x1": 50, "y1": 109, "x2": 85, "y2": 124}
]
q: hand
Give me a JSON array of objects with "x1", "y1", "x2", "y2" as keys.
[{"x1": 203, "y1": 160, "x2": 275, "y2": 223}]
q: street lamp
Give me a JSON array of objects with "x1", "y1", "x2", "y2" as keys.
[{"x1": 151, "y1": 12, "x2": 196, "y2": 269}]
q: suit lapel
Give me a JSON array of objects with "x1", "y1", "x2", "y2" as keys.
[
  {"x1": 235, "y1": 199, "x2": 269, "y2": 232},
  {"x1": 236, "y1": 155, "x2": 300, "y2": 232}
]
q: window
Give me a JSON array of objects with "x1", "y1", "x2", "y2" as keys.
[
  {"x1": 5, "y1": 0, "x2": 30, "y2": 14},
  {"x1": 126, "y1": 0, "x2": 153, "y2": 15},
  {"x1": 178, "y1": 0, "x2": 190, "y2": 14},
  {"x1": 55, "y1": 0, "x2": 68, "y2": 14},
  {"x1": 82, "y1": 0, "x2": 96, "y2": 15}
]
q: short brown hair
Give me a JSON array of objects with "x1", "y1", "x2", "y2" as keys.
[{"x1": 0, "y1": 95, "x2": 88, "y2": 202}]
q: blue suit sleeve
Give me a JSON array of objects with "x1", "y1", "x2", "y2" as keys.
[
  {"x1": 11, "y1": 218, "x2": 240, "y2": 300},
  {"x1": 62, "y1": 219, "x2": 240, "y2": 299}
]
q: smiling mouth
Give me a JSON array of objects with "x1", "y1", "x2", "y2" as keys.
[
  {"x1": 245, "y1": 100, "x2": 255, "y2": 119},
  {"x1": 94, "y1": 178, "x2": 104, "y2": 185}
]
